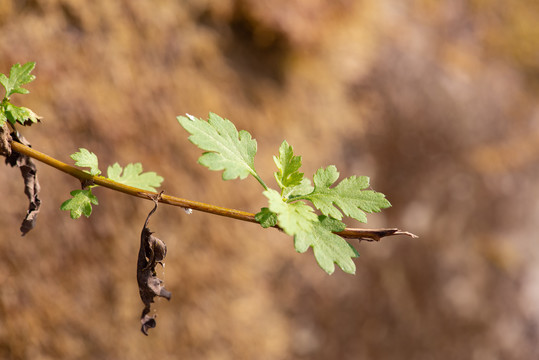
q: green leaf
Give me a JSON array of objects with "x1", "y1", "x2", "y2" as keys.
[
  {"x1": 294, "y1": 215, "x2": 359, "y2": 275},
  {"x1": 304, "y1": 165, "x2": 391, "y2": 223},
  {"x1": 70, "y1": 148, "x2": 101, "y2": 176},
  {"x1": 60, "y1": 189, "x2": 99, "y2": 219},
  {"x1": 107, "y1": 162, "x2": 163, "y2": 191},
  {"x1": 0, "y1": 62, "x2": 36, "y2": 99},
  {"x1": 177, "y1": 113, "x2": 258, "y2": 181},
  {"x1": 263, "y1": 188, "x2": 318, "y2": 236},
  {"x1": 282, "y1": 178, "x2": 314, "y2": 201},
  {"x1": 3, "y1": 103, "x2": 41, "y2": 125},
  {"x1": 254, "y1": 207, "x2": 278, "y2": 228},
  {"x1": 273, "y1": 140, "x2": 304, "y2": 190}
]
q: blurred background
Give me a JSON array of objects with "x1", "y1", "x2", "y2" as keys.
[{"x1": 1, "y1": 0, "x2": 538, "y2": 359}]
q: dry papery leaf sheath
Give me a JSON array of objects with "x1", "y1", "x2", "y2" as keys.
[{"x1": 9, "y1": 140, "x2": 418, "y2": 241}]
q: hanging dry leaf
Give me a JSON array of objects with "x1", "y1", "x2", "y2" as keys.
[
  {"x1": 0, "y1": 123, "x2": 12, "y2": 156},
  {"x1": 137, "y1": 194, "x2": 171, "y2": 335},
  {"x1": 3, "y1": 131, "x2": 41, "y2": 236}
]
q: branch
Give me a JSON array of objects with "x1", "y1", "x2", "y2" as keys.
[{"x1": 10, "y1": 141, "x2": 417, "y2": 241}]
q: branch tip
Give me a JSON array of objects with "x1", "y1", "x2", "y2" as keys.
[{"x1": 337, "y1": 228, "x2": 418, "y2": 242}]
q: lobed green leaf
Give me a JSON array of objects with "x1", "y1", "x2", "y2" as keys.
[
  {"x1": 304, "y1": 165, "x2": 391, "y2": 223},
  {"x1": 294, "y1": 215, "x2": 359, "y2": 275},
  {"x1": 273, "y1": 140, "x2": 304, "y2": 190},
  {"x1": 177, "y1": 113, "x2": 258, "y2": 181},
  {"x1": 60, "y1": 189, "x2": 99, "y2": 219},
  {"x1": 0, "y1": 62, "x2": 36, "y2": 99},
  {"x1": 107, "y1": 163, "x2": 163, "y2": 191},
  {"x1": 70, "y1": 148, "x2": 101, "y2": 176}
]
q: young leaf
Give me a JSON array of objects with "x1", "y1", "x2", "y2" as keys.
[
  {"x1": 294, "y1": 216, "x2": 359, "y2": 275},
  {"x1": 3, "y1": 103, "x2": 41, "y2": 125},
  {"x1": 303, "y1": 165, "x2": 391, "y2": 223},
  {"x1": 60, "y1": 189, "x2": 99, "y2": 219},
  {"x1": 263, "y1": 188, "x2": 318, "y2": 236},
  {"x1": 273, "y1": 140, "x2": 304, "y2": 190},
  {"x1": 0, "y1": 62, "x2": 36, "y2": 99},
  {"x1": 254, "y1": 207, "x2": 278, "y2": 228},
  {"x1": 177, "y1": 113, "x2": 259, "y2": 182},
  {"x1": 282, "y1": 178, "x2": 314, "y2": 201},
  {"x1": 71, "y1": 148, "x2": 101, "y2": 176},
  {"x1": 107, "y1": 163, "x2": 163, "y2": 192}
]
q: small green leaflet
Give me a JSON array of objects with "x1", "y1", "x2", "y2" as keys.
[
  {"x1": 254, "y1": 207, "x2": 278, "y2": 228},
  {"x1": 303, "y1": 165, "x2": 391, "y2": 223},
  {"x1": 177, "y1": 113, "x2": 259, "y2": 181},
  {"x1": 274, "y1": 140, "x2": 303, "y2": 190},
  {"x1": 294, "y1": 216, "x2": 359, "y2": 274},
  {"x1": 60, "y1": 189, "x2": 99, "y2": 219},
  {"x1": 282, "y1": 178, "x2": 314, "y2": 201},
  {"x1": 0, "y1": 62, "x2": 36, "y2": 99},
  {"x1": 263, "y1": 188, "x2": 318, "y2": 235},
  {"x1": 107, "y1": 163, "x2": 164, "y2": 192},
  {"x1": 273, "y1": 141, "x2": 313, "y2": 200},
  {"x1": 71, "y1": 148, "x2": 101, "y2": 176}
]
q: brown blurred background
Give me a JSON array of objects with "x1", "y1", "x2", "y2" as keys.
[{"x1": 1, "y1": 0, "x2": 539, "y2": 359}]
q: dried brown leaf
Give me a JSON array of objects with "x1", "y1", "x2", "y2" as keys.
[
  {"x1": 3, "y1": 131, "x2": 41, "y2": 236},
  {"x1": 137, "y1": 193, "x2": 171, "y2": 335},
  {"x1": 0, "y1": 123, "x2": 12, "y2": 156}
]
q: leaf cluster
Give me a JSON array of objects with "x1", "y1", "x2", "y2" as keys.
[
  {"x1": 1, "y1": 62, "x2": 168, "y2": 335},
  {"x1": 61, "y1": 148, "x2": 164, "y2": 219},
  {"x1": 0, "y1": 62, "x2": 41, "y2": 127},
  {"x1": 178, "y1": 113, "x2": 391, "y2": 274}
]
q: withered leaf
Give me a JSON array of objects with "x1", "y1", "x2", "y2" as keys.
[
  {"x1": 137, "y1": 194, "x2": 171, "y2": 335},
  {"x1": 3, "y1": 131, "x2": 41, "y2": 236},
  {"x1": 0, "y1": 123, "x2": 12, "y2": 156}
]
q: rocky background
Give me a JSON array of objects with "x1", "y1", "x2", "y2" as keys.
[{"x1": 1, "y1": 1, "x2": 538, "y2": 359}]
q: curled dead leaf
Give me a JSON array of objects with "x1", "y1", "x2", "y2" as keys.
[
  {"x1": 137, "y1": 192, "x2": 171, "y2": 335},
  {"x1": 3, "y1": 131, "x2": 41, "y2": 236},
  {"x1": 0, "y1": 123, "x2": 12, "y2": 156}
]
